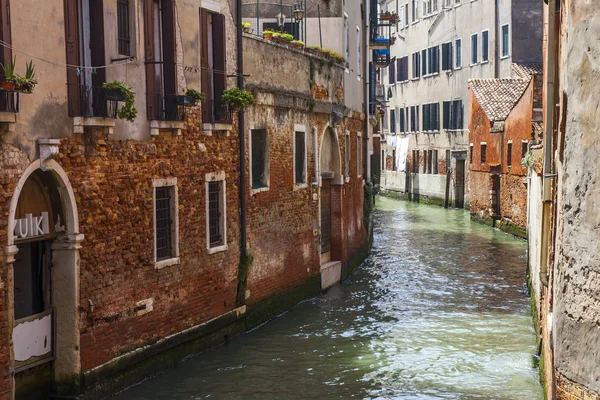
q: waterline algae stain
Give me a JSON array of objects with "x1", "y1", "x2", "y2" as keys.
[{"x1": 115, "y1": 196, "x2": 542, "y2": 399}]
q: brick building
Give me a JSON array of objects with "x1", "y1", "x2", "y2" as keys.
[
  {"x1": 0, "y1": 1, "x2": 370, "y2": 399},
  {"x1": 468, "y1": 64, "x2": 542, "y2": 236}
]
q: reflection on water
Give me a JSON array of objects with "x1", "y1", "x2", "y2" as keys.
[{"x1": 114, "y1": 197, "x2": 542, "y2": 400}]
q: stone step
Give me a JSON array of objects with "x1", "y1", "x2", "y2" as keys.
[{"x1": 320, "y1": 261, "x2": 342, "y2": 290}]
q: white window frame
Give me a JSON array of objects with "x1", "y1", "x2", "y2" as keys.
[
  {"x1": 470, "y1": 33, "x2": 478, "y2": 66},
  {"x1": 356, "y1": 26, "x2": 361, "y2": 79},
  {"x1": 404, "y1": 2, "x2": 409, "y2": 28},
  {"x1": 205, "y1": 171, "x2": 228, "y2": 254},
  {"x1": 481, "y1": 29, "x2": 489, "y2": 64},
  {"x1": 357, "y1": 132, "x2": 363, "y2": 178},
  {"x1": 293, "y1": 124, "x2": 308, "y2": 190},
  {"x1": 501, "y1": 24, "x2": 510, "y2": 58},
  {"x1": 153, "y1": 177, "x2": 180, "y2": 269},
  {"x1": 412, "y1": 0, "x2": 420, "y2": 23},
  {"x1": 249, "y1": 127, "x2": 270, "y2": 195},
  {"x1": 455, "y1": 38, "x2": 462, "y2": 69}
]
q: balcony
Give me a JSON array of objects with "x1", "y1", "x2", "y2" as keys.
[
  {"x1": 147, "y1": 93, "x2": 191, "y2": 122},
  {"x1": 373, "y1": 49, "x2": 391, "y2": 68},
  {"x1": 70, "y1": 85, "x2": 120, "y2": 134},
  {"x1": 203, "y1": 99, "x2": 233, "y2": 132},
  {"x1": 369, "y1": 14, "x2": 393, "y2": 51}
]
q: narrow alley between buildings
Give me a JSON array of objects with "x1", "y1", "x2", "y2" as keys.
[{"x1": 114, "y1": 197, "x2": 542, "y2": 400}]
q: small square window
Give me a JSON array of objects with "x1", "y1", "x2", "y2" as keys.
[{"x1": 481, "y1": 143, "x2": 487, "y2": 164}]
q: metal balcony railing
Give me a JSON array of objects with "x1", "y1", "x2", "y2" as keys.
[
  {"x1": 77, "y1": 85, "x2": 119, "y2": 119},
  {"x1": 373, "y1": 49, "x2": 392, "y2": 67},
  {"x1": 0, "y1": 90, "x2": 19, "y2": 113},
  {"x1": 147, "y1": 93, "x2": 190, "y2": 122},
  {"x1": 204, "y1": 99, "x2": 233, "y2": 124}
]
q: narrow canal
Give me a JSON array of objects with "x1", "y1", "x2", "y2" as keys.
[{"x1": 115, "y1": 196, "x2": 542, "y2": 399}]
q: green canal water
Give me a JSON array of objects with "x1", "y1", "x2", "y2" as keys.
[{"x1": 114, "y1": 196, "x2": 543, "y2": 399}]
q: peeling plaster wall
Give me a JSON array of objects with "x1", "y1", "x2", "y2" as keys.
[{"x1": 553, "y1": 0, "x2": 600, "y2": 394}]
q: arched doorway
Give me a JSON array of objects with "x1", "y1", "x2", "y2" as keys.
[
  {"x1": 319, "y1": 126, "x2": 342, "y2": 265},
  {"x1": 6, "y1": 160, "x2": 82, "y2": 399}
]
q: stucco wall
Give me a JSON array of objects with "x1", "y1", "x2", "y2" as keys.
[{"x1": 553, "y1": 0, "x2": 600, "y2": 393}]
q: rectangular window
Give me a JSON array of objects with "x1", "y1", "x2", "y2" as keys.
[
  {"x1": 390, "y1": 109, "x2": 396, "y2": 133},
  {"x1": 294, "y1": 131, "x2": 307, "y2": 184},
  {"x1": 345, "y1": 134, "x2": 351, "y2": 176},
  {"x1": 442, "y1": 99, "x2": 463, "y2": 130},
  {"x1": 356, "y1": 27, "x2": 361, "y2": 77},
  {"x1": 153, "y1": 179, "x2": 179, "y2": 267},
  {"x1": 470, "y1": 144, "x2": 473, "y2": 164},
  {"x1": 427, "y1": 46, "x2": 439, "y2": 74},
  {"x1": 412, "y1": 0, "x2": 419, "y2": 21},
  {"x1": 481, "y1": 143, "x2": 487, "y2": 164},
  {"x1": 208, "y1": 181, "x2": 224, "y2": 247},
  {"x1": 423, "y1": 150, "x2": 427, "y2": 173},
  {"x1": 428, "y1": 150, "x2": 433, "y2": 174},
  {"x1": 399, "y1": 108, "x2": 406, "y2": 132},
  {"x1": 433, "y1": 150, "x2": 438, "y2": 174},
  {"x1": 410, "y1": 105, "x2": 419, "y2": 132},
  {"x1": 399, "y1": 4, "x2": 405, "y2": 28},
  {"x1": 482, "y1": 30, "x2": 489, "y2": 62},
  {"x1": 502, "y1": 24, "x2": 510, "y2": 57},
  {"x1": 201, "y1": 9, "x2": 227, "y2": 123},
  {"x1": 251, "y1": 129, "x2": 269, "y2": 189},
  {"x1": 399, "y1": 56, "x2": 409, "y2": 82},
  {"x1": 357, "y1": 134, "x2": 363, "y2": 177},
  {"x1": 455, "y1": 38, "x2": 462, "y2": 68},
  {"x1": 117, "y1": 0, "x2": 132, "y2": 56},
  {"x1": 405, "y1": 3, "x2": 409, "y2": 27},
  {"x1": 422, "y1": 103, "x2": 440, "y2": 131},
  {"x1": 522, "y1": 141, "x2": 528, "y2": 158},
  {"x1": 412, "y1": 52, "x2": 421, "y2": 79},
  {"x1": 344, "y1": 15, "x2": 349, "y2": 63},
  {"x1": 442, "y1": 42, "x2": 453, "y2": 71},
  {"x1": 471, "y1": 33, "x2": 478, "y2": 65},
  {"x1": 507, "y1": 142, "x2": 513, "y2": 167},
  {"x1": 421, "y1": 49, "x2": 427, "y2": 76},
  {"x1": 389, "y1": 62, "x2": 396, "y2": 84}
]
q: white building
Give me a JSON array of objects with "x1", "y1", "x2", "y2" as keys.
[{"x1": 379, "y1": 0, "x2": 542, "y2": 207}]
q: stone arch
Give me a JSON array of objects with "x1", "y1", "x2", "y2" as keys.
[
  {"x1": 6, "y1": 159, "x2": 82, "y2": 398},
  {"x1": 319, "y1": 125, "x2": 342, "y2": 181}
]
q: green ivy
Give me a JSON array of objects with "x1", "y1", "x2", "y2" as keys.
[{"x1": 185, "y1": 88, "x2": 205, "y2": 102}]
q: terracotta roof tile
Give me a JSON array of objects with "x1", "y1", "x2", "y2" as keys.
[
  {"x1": 512, "y1": 63, "x2": 543, "y2": 79},
  {"x1": 469, "y1": 78, "x2": 530, "y2": 123}
]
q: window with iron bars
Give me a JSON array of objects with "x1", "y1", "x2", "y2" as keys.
[
  {"x1": 251, "y1": 129, "x2": 269, "y2": 189},
  {"x1": 208, "y1": 181, "x2": 224, "y2": 248},
  {"x1": 117, "y1": 0, "x2": 131, "y2": 56},
  {"x1": 155, "y1": 186, "x2": 174, "y2": 261}
]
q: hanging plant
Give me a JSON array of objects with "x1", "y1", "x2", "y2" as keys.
[
  {"x1": 102, "y1": 81, "x2": 137, "y2": 122},
  {"x1": 222, "y1": 87, "x2": 254, "y2": 110},
  {"x1": 185, "y1": 88, "x2": 206, "y2": 103}
]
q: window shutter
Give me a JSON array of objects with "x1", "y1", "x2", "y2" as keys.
[
  {"x1": 213, "y1": 13, "x2": 227, "y2": 110},
  {"x1": 0, "y1": 0, "x2": 11, "y2": 66},
  {"x1": 144, "y1": 0, "x2": 157, "y2": 119},
  {"x1": 64, "y1": 0, "x2": 81, "y2": 117},
  {"x1": 200, "y1": 9, "x2": 210, "y2": 122},
  {"x1": 443, "y1": 101, "x2": 450, "y2": 130},
  {"x1": 423, "y1": 104, "x2": 429, "y2": 131},
  {"x1": 161, "y1": 0, "x2": 177, "y2": 97},
  {"x1": 458, "y1": 101, "x2": 463, "y2": 129},
  {"x1": 421, "y1": 49, "x2": 427, "y2": 76},
  {"x1": 434, "y1": 103, "x2": 440, "y2": 130}
]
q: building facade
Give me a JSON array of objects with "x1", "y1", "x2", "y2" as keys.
[
  {"x1": 527, "y1": 0, "x2": 600, "y2": 399},
  {"x1": 379, "y1": 0, "x2": 542, "y2": 207},
  {"x1": 0, "y1": 1, "x2": 370, "y2": 399}
]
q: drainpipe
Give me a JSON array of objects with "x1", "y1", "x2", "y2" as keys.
[
  {"x1": 236, "y1": 0, "x2": 248, "y2": 306},
  {"x1": 363, "y1": 0, "x2": 370, "y2": 183},
  {"x1": 540, "y1": 0, "x2": 557, "y2": 287},
  {"x1": 494, "y1": 0, "x2": 499, "y2": 78},
  {"x1": 313, "y1": 126, "x2": 319, "y2": 185}
]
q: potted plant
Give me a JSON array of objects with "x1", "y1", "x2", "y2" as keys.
[
  {"x1": 185, "y1": 88, "x2": 205, "y2": 103},
  {"x1": 221, "y1": 87, "x2": 254, "y2": 110},
  {"x1": 0, "y1": 57, "x2": 17, "y2": 91},
  {"x1": 282, "y1": 33, "x2": 294, "y2": 42},
  {"x1": 263, "y1": 29, "x2": 275, "y2": 40},
  {"x1": 17, "y1": 61, "x2": 38, "y2": 94},
  {"x1": 102, "y1": 81, "x2": 137, "y2": 121},
  {"x1": 242, "y1": 21, "x2": 252, "y2": 34},
  {"x1": 290, "y1": 40, "x2": 304, "y2": 49}
]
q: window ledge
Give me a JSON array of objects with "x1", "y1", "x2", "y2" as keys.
[
  {"x1": 0, "y1": 111, "x2": 16, "y2": 132},
  {"x1": 155, "y1": 257, "x2": 180, "y2": 270},
  {"x1": 500, "y1": 55, "x2": 510, "y2": 60},
  {"x1": 73, "y1": 116, "x2": 116, "y2": 134},
  {"x1": 150, "y1": 120, "x2": 185, "y2": 136},
  {"x1": 454, "y1": 66, "x2": 462, "y2": 71},
  {"x1": 410, "y1": 77, "x2": 420, "y2": 81},
  {"x1": 208, "y1": 244, "x2": 228, "y2": 255},
  {"x1": 203, "y1": 123, "x2": 233, "y2": 135},
  {"x1": 251, "y1": 186, "x2": 269, "y2": 196},
  {"x1": 470, "y1": 63, "x2": 479, "y2": 67},
  {"x1": 481, "y1": 60, "x2": 489, "y2": 64}
]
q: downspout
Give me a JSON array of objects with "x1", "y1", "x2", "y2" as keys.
[
  {"x1": 236, "y1": 0, "x2": 248, "y2": 306},
  {"x1": 540, "y1": 0, "x2": 557, "y2": 287},
  {"x1": 494, "y1": 0, "x2": 499, "y2": 78},
  {"x1": 363, "y1": 0, "x2": 370, "y2": 183},
  {"x1": 313, "y1": 126, "x2": 319, "y2": 185}
]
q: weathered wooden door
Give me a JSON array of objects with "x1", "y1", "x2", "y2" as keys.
[{"x1": 320, "y1": 179, "x2": 331, "y2": 262}]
